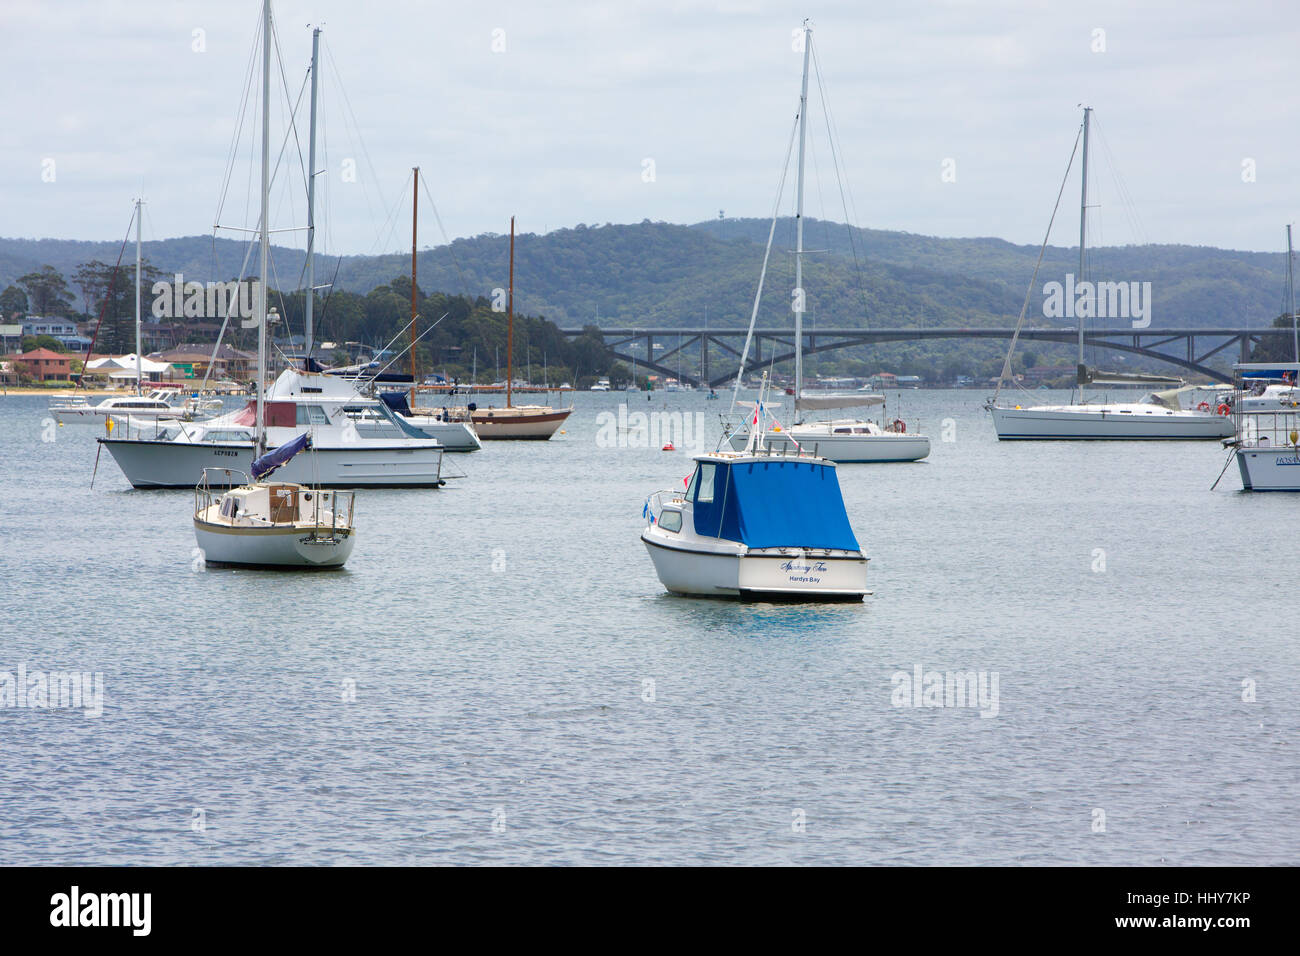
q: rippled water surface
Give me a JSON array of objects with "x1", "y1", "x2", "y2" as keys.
[{"x1": 1, "y1": 389, "x2": 1295, "y2": 865}]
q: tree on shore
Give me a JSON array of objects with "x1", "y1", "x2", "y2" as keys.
[{"x1": 17, "y1": 266, "x2": 74, "y2": 317}]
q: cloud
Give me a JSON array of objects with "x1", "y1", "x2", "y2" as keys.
[{"x1": 0, "y1": 0, "x2": 1296, "y2": 254}]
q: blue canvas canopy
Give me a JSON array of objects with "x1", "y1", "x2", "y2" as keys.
[
  {"x1": 379, "y1": 391, "x2": 413, "y2": 416},
  {"x1": 691, "y1": 458, "x2": 860, "y2": 551},
  {"x1": 252, "y1": 433, "x2": 312, "y2": 481}
]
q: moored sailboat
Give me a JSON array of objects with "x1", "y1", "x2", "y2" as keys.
[
  {"x1": 722, "y1": 20, "x2": 929, "y2": 463},
  {"x1": 465, "y1": 217, "x2": 572, "y2": 439},
  {"x1": 193, "y1": 435, "x2": 356, "y2": 569},
  {"x1": 989, "y1": 107, "x2": 1233, "y2": 441}
]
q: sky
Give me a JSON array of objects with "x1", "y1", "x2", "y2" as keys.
[{"x1": 2, "y1": 0, "x2": 1297, "y2": 255}]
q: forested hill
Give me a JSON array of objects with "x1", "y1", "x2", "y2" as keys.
[{"x1": 1, "y1": 219, "x2": 1288, "y2": 334}]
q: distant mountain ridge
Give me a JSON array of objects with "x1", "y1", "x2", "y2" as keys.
[{"x1": 1, "y1": 219, "x2": 1288, "y2": 335}]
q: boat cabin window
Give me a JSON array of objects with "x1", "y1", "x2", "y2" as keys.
[
  {"x1": 205, "y1": 430, "x2": 252, "y2": 442},
  {"x1": 658, "y1": 509, "x2": 682, "y2": 533},
  {"x1": 693, "y1": 463, "x2": 716, "y2": 504},
  {"x1": 296, "y1": 404, "x2": 330, "y2": 425},
  {"x1": 833, "y1": 427, "x2": 852, "y2": 434},
  {"x1": 220, "y1": 496, "x2": 237, "y2": 519}
]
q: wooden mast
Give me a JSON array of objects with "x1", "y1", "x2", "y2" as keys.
[
  {"x1": 507, "y1": 216, "x2": 514, "y2": 409},
  {"x1": 410, "y1": 166, "x2": 418, "y2": 407}
]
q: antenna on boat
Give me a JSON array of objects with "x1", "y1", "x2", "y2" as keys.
[
  {"x1": 1288, "y1": 224, "x2": 1296, "y2": 363},
  {"x1": 134, "y1": 196, "x2": 143, "y2": 398},
  {"x1": 410, "y1": 167, "x2": 419, "y2": 407},
  {"x1": 1076, "y1": 105, "x2": 1091, "y2": 398},
  {"x1": 254, "y1": 0, "x2": 272, "y2": 458},
  {"x1": 508, "y1": 216, "x2": 515, "y2": 409},
  {"x1": 304, "y1": 25, "x2": 320, "y2": 368},
  {"x1": 793, "y1": 18, "x2": 812, "y2": 409}
]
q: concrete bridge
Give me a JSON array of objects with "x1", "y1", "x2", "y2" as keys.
[{"x1": 560, "y1": 326, "x2": 1292, "y2": 387}]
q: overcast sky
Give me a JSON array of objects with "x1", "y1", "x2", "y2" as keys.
[{"x1": 3, "y1": 0, "x2": 1297, "y2": 256}]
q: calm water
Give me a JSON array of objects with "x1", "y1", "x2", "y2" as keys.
[{"x1": 0, "y1": 388, "x2": 1295, "y2": 865}]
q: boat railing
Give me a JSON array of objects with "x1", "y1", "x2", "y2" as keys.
[
  {"x1": 644, "y1": 489, "x2": 683, "y2": 524},
  {"x1": 194, "y1": 468, "x2": 252, "y2": 518},
  {"x1": 1235, "y1": 409, "x2": 1300, "y2": 448},
  {"x1": 306, "y1": 488, "x2": 355, "y2": 542}
]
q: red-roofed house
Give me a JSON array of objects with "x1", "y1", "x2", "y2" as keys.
[{"x1": 5, "y1": 348, "x2": 75, "y2": 382}]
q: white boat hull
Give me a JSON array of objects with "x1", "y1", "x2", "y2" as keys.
[
  {"x1": 642, "y1": 534, "x2": 868, "y2": 601},
  {"x1": 397, "y1": 416, "x2": 482, "y2": 451},
  {"x1": 100, "y1": 439, "x2": 444, "y2": 488},
  {"x1": 1235, "y1": 445, "x2": 1300, "y2": 491},
  {"x1": 729, "y1": 428, "x2": 930, "y2": 462},
  {"x1": 52, "y1": 407, "x2": 177, "y2": 425},
  {"x1": 991, "y1": 403, "x2": 1234, "y2": 440},
  {"x1": 195, "y1": 520, "x2": 355, "y2": 568}
]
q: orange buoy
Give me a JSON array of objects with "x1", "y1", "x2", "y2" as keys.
[{"x1": 1216, "y1": 403, "x2": 1230, "y2": 416}]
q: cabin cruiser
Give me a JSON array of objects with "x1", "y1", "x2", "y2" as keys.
[
  {"x1": 642, "y1": 376, "x2": 868, "y2": 601},
  {"x1": 1229, "y1": 363, "x2": 1300, "y2": 490},
  {"x1": 642, "y1": 449, "x2": 869, "y2": 601},
  {"x1": 50, "y1": 389, "x2": 180, "y2": 424},
  {"x1": 99, "y1": 367, "x2": 444, "y2": 488}
]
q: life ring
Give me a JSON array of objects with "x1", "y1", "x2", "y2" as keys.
[
  {"x1": 1216, "y1": 403, "x2": 1231, "y2": 416},
  {"x1": 1197, "y1": 401, "x2": 1210, "y2": 412},
  {"x1": 892, "y1": 419, "x2": 906, "y2": 433}
]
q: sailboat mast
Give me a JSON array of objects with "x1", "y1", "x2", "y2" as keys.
[
  {"x1": 131, "y1": 197, "x2": 141, "y2": 395},
  {"x1": 255, "y1": 0, "x2": 271, "y2": 456},
  {"x1": 304, "y1": 26, "x2": 320, "y2": 367},
  {"x1": 1288, "y1": 224, "x2": 1296, "y2": 363},
  {"x1": 410, "y1": 166, "x2": 419, "y2": 406},
  {"x1": 1077, "y1": 106, "x2": 1090, "y2": 376},
  {"x1": 793, "y1": 19, "x2": 812, "y2": 406},
  {"x1": 507, "y1": 216, "x2": 515, "y2": 408}
]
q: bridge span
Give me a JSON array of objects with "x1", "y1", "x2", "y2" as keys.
[{"x1": 559, "y1": 326, "x2": 1290, "y2": 387}]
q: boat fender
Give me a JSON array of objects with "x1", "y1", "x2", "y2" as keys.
[
  {"x1": 1197, "y1": 401, "x2": 1210, "y2": 411},
  {"x1": 1216, "y1": 403, "x2": 1230, "y2": 416}
]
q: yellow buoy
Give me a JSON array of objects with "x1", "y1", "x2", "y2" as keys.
[
  {"x1": 1290, "y1": 430, "x2": 1298, "y2": 446},
  {"x1": 105, "y1": 418, "x2": 115, "y2": 434}
]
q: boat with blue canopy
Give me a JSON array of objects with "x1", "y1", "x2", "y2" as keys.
[{"x1": 642, "y1": 375, "x2": 868, "y2": 601}]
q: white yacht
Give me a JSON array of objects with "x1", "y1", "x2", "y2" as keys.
[
  {"x1": 51, "y1": 390, "x2": 178, "y2": 425},
  {"x1": 590, "y1": 378, "x2": 611, "y2": 391},
  {"x1": 990, "y1": 390, "x2": 1235, "y2": 440},
  {"x1": 99, "y1": 364, "x2": 445, "y2": 488},
  {"x1": 729, "y1": 395, "x2": 931, "y2": 462},
  {"x1": 990, "y1": 107, "x2": 1233, "y2": 441},
  {"x1": 720, "y1": 21, "x2": 929, "y2": 463},
  {"x1": 642, "y1": 375, "x2": 868, "y2": 601}
]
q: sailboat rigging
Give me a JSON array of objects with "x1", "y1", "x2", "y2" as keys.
[{"x1": 989, "y1": 107, "x2": 1233, "y2": 440}]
